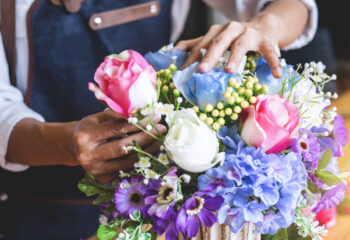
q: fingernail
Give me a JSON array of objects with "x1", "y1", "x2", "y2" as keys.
[
  {"x1": 276, "y1": 68, "x2": 282, "y2": 78},
  {"x1": 225, "y1": 62, "x2": 236, "y2": 73},
  {"x1": 199, "y1": 62, "x2": 210, "y2": 72}
]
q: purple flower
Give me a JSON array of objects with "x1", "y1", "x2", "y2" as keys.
[
  {"x1": 313, "y1": 181, "x2": 347, "y2": 213},
  {"x1": 145, "y1": 168, "x2": 179, "y2": 218},
  {"x1": 153, "y1": 207, "x2": 179, "y2": 240},
  {"x1": 291, "y1": 129, "x2": 321, "y2": 158},
  {"x1": 114, "y1": 176, "x2": 150, "y2": 218},
  {"x1": 333, "y1": 114, "x2": 349, "y2": 157},
  {"x1": 176, "y1": 195, "x2": 223, "y2": 238}
]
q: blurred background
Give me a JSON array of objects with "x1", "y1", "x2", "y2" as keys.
[{"x1": 180, "y1": 1, "x2": 350, "y2": 239}]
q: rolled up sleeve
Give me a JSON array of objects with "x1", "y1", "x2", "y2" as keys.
[
  {"x1": 0, "y1": 34, "x2": 44, "y2": 172},
  {"x1": 256, "y1": 0, "x2": 318, "y2": 50}
]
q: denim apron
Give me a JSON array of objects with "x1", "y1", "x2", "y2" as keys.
[{"x1": 0, "y1": 0, "x2": 171, "y2": 239}]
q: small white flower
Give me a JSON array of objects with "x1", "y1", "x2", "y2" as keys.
[
  {"x1": 158, "y1": 153, "x2": 169, "y2": 165},
  {"x1": 146, "y1": 124, "x2": 152, "y2": 131},
  {"x1": 141, "y1": 106, "x2": 153, "y2": 116},
  {"x1": 280, "y1": 58, "x2": 287, "y2": 67},
  {"x1": 311, "y1": 75, "x2": 322, "y2": 82},
  {"x1": 163, "y1": 104, "x2": 174, "y2": 114},
  {"x1": 175, "y1": 193, "x2": 184, "y2": 201},
  {"x1": 135, "y1": 156, "x2": 151, "y2": 169},
  {"x1": 316, "y1": 61, "x2": 325, "y2": 73},
  {"x1": 143, "y1": 179, "x2": 149, "y2": 185},
  {"x1": 128, "y1": 117, "x2": 138, "y2": 124},
  {"x1": 171, "y1": 55, "x2": 177, "y2": 61},
  {"x1": 160, "y1": 145, "x2": 165, "y2": 151},
  {"x1": 181, "y1": 174, "x2": 191, "y2": 183},
  {"x1": 331, "y1": 74, "x2": 337, "y2": 80},
  {"x1": 326, "y1": 92, "x2": 332, "y2": 97},
  {"x1": 153, "y1": 102, "x2": 164, "y2": 115},
  {"x1": 177, "y1": 97, "x2": 183, "y2": 104},
  {"x1": 144, "y1": 169, "x2": 160, "y2": 180},
  {"x1": 99, "y1": 215, "x2": 108, "y2": 226},
  {"x1": 333, "y1": 93, "x2": 338, "y2": 99}
]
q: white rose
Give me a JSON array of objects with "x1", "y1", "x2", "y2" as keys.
[{"x1": 164, "y1": 108, "x2": 220, "y2": 173}]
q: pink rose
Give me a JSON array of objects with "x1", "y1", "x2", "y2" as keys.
[
  {"x1": 89, "y1": 50, "x2": 157, "y2": 119},
  {"x1": 240, "y1": 95, "x2": 299, "y2": 154}
]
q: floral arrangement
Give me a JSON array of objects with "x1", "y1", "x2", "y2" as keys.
[{"x1": 79, "y1": 45, "x2": 349, "y2": 240}]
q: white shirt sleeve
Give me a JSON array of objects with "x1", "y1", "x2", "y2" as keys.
[
  {"x1": 203, "y1": 0, "x2": 318, "y2": 51},
  {"x1": 255, "y1": 0, "x2": 318, "y2": 50},
  {"x1": 0, "y1": 33, "x2": 44, "y2": 172}
]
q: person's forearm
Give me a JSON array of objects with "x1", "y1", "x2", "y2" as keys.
[
  {"x1": 253, "y1": 0, "x2": 309, "y2": 48},
  {"x1": 6, "y1": 118, "x2": 78, "y2": 166}
]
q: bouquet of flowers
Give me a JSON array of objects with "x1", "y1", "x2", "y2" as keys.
[{"x1": 79, "y1": 45, "x2": 349, "y2": 240}]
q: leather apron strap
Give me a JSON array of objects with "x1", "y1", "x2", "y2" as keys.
[{"x1": 0, "y1": 0, "x2": 16, "y2": 86}]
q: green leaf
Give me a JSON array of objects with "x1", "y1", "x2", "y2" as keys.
[
  {"x1": 97, "y1": 225, "x2": 117, "y2": 240},
  {"x1": 316, "y1": 169, "x2": 341, "y2": 186},
  {"x1": 93, "y1": 192, "x2": 114, "y2": 205},
  {"x1": 77, "y1": 173, "x2": 111, "y2": 198},
  {"x1": 307, "y1": 179, "x2": 320, "y2": 194},
  {"x1": 271, "y1": 228, "x2": 288, "y2": 240},
  {"x1": 317, "y1": 149, "x2": 332, "y2": 170}
]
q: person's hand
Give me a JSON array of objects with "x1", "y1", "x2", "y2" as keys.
[
  {"x1": 73, "y1": 110, "x2": 166, "y2": 183},
  {"x1": 7, "y1": 110, "x2": 165, "y2": 184},
  {"x1": 176, "y1": 15, "x2": 281, "y2": 78}
]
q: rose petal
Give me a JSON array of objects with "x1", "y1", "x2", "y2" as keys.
[
  {"x1": 88, "y1": 83, "x2": 128, "y2": 118},
  {"x1": 240, "y1": 107, "x2": 267, "y2": 148}
]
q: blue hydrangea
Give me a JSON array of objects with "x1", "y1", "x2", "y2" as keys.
[
  {"x1": 198, "y1": 126, "x2": 307, "y2": 235},
  {"x1": 173, "y1": 64, "x2": 241, "y2": 110},
  {"x1": 144, "y1": 48, "x2": 188, "y2": 71},
  {"x1": 254, "y1": 57, "x2": 298, "y2": 95}
]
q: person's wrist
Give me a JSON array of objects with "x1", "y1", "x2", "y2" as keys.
[{"x1": 39, "y1": 121, "x2": 78, "y2": 166}]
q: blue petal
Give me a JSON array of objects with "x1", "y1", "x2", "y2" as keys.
[
  {"x1": 173, "y1": 62, "x2": 199, "y2": 105},
  {"x1": 254, "y1": 57, "x2": 296, "y2": 95},
  {"x1": 144, "y1": 49, "x2": 188, "y2": 71}
]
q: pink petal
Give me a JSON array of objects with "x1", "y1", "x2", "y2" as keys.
[
  {"x1": 256, "y1": 113, "x2": 290, "y2": 153},
  {"x1": 241, "y1": 107, "x2": 267, "y2": 148},
  {"x1": 88, "y1": 83, "x2": 129, "y2": 118}
]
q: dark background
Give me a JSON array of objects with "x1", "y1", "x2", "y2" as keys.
[{"x1": 181, "y1": 0, "x2": 350, "y2": 92}]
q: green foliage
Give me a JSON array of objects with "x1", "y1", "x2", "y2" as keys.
[
  {"x1": 316, "y1": 169, "x2": 341, "y2": 186},
  {"x1": 77, "y1": 173, "x2": 114, "y2": 205},
  {"x1": 271, "y1": 228, "x2": 288, "y2": 240},
  {"x1": 317, "y1": 149, "x2": 332, "y2": 170},
  {"x1": 97, "y1": 225, "x2": 118, "y2": 240},
  {"x1": 307, "y1": 180, "x2": 320, "y2": 194}
]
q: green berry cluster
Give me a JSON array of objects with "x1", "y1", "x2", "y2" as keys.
[
  {"x1": 193, "y1": 76, "x2": 268, "y2": 131},
  {"x1": 244, "y1": 53, "x2": 259, "y2": 72},
  {"x1": 156, "y1": 64, "x2": 181, "y2": 104}
]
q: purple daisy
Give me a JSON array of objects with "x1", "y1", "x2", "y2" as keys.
[
  {"x1": 176, "y1": 194, "x2": 224, "y2": 238},
  {"x1": 145, "y1": 167, "x2": 179, "y2": 218},
  {"x1": 114, "y1": 176, "x2": 150, "y2": 218},
  {"x1": 291, "y1": 129, "x2": 320, "y2": 160}
]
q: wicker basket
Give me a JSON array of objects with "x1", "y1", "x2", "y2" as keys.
[{"x1": 177, "y1": 223, "x2": 260, "y2": 240}]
